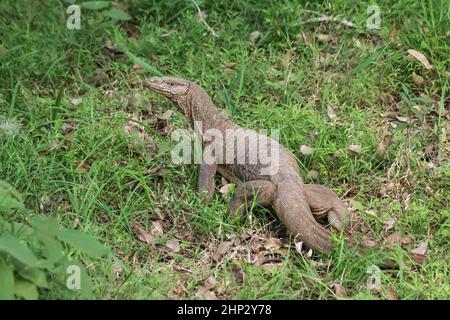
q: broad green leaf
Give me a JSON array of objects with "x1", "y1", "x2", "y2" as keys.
[
  {"x1": 79, "y1": 265, "x2": 93, "y2": 298},
  {"x1": 30, "y1": 215, "x2": 59, "y2": 237},
  {"x1": 0, "y1": 261, "x2": 14, "y2": 299},
  {"x1": 103, "y1": 8, "x2": 131, "y2": 20},
  {"x1": 14, "y1": 278, "x2": 39, "y2": 300},
  {"x1": 9, "y1": 222, "x2": 33, "y2": 237},
  {"x1": 57, "y1": 229, "x2": 107, "y2": 258},
  {"x1": 19, "y1": 268, "x2": 48, "y2": 288},
  {"x1": 39, "y1": 235, "x2": 64, "y2": 266},
  {"x1": 81, "y1": 1, "x2": 110, "y2": 10},
  {"x1": 0, "y1": 180, "x2": 24, "y2": 210},
  {"x1": 0, "y1": 237, "x2": 39, "y2": 267}
]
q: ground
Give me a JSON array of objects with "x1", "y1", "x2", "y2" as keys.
[{"x1": 0, "y1": 0, "x2": 449, "y2": 299}]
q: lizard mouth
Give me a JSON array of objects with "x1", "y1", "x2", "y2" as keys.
[{"x1": 144, "y1": 77, "x2": 169, "y2": 94}]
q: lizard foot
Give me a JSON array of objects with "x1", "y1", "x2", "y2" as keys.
[{"x1": 303, "y1": 184, "x2": 350, "y2": 232}]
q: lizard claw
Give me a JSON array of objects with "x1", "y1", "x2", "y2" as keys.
[{"x1": 303, "y1": 184, "x2": 350, "y2": 232}]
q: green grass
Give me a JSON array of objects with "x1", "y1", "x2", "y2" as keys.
[{"x1": 1, "y1": 0, "x2": 449, "y2": 299}]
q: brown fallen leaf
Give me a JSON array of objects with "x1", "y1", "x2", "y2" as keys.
[
  {"x1": 213, "y1": 241, "x2": 233, "y2": 261},
  {"x1": 132, "y1": 63, "x2": 145, "y2": 74},
  {"x1": 280, "y1": 50, "x2": 293, "y2": 68},
  {"x1": 407, "y1": 49, "x2": 433, "y2": 70},
  {"x1": 165, "y1": 239, "x2": 180, "y2": 252},
  {"x1": 294, "y1": 241, "x2": 304, "y2": 254},
  {"x1": 331, "y1": 283, "x2": 347, "y2": 297},
  {"x1": 70, "y1": 97, "x2": 81, "y2": 106},
  {"x1": 264, "y1": 238, "x2": 282, "y2": 251},
  {"x1": 363, "y1": 234, "x2": 378, "y2": 248},
  {"x1": 299, "y1": 145, "x2": 315, "y2": 155},
  {"x1": 158, "y1": 110, "x2": 174, "y2": 121},
  {"x1": 151, "y1": 220, "x2": 164, "y2": 237},
  {"x1": 386, "y1": 231, "x2": 402, "y2": 247},
  {"x1": 195, "y1": 287, "x2": 217, "y2": 300},
  {"x1": 316, "y1": 33, "x2": 333, "y2": 42},
  {"x1": 396, "y1": 116, "x2": 411, "y2": 123},
  {"x1": 411, "y1": 241, "x2": 428, "y2": 264},
  {"x1": 196, "y1": 10, "x2": 208, "y2": 21},
  {"x1": 348, "y1": 144, "x2": 362, "y2": 155},
  {"x1": 231, "y1": 264, "x2": 245, "y2": 284},
  {"x1": 412, "y1": 72, "x2": 425, "y2": 87},
  {"x1": 327, "y1": 102, "x2": 337, "y2": 122},
  {"x1": 76, "y1": 160, "x2": 90, "y2": 173},
  {"x1": 375, "y1": 134, "x2": 392, "y2": 159},
  {"x1": 121, "y1": 20, "x2": 140, "y2": 38},
  {"x1": 219, "y1": 183, "x2": 234, "y2": 197},
  {"x1": 383, "y1": 217, "x2": 396, "y2": 231},
  {"x1": 131, "y1": 221, "x2": 154, "y2": 245},
  {"x1": 386, "y1": 287, "x2": 397, "y2": 300},
  {"x1": 306, "y1": 170, "x2": 319, "y2": 180},
  {"x1": 249, "y1": 31, "x2": 262, "y2": 43}
]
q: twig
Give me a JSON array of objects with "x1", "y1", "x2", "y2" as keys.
[
  {"x1": 190, "y1": 0, "x2": 219, "y2": 37},
  {"x1": 301, "y1": 9, "x2": 355, "y2": 28}
]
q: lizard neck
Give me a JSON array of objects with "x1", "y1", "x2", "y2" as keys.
[{"x1": 181, "y1": 83, "x2": 234, "y2": 132}]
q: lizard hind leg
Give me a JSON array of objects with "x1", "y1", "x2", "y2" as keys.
[
  {"x1": 303, "y1": 184, "x2": 350, "y2": 231},
  {"x1": 229, "y1": 180, "x2": 276, "y2": 216}
]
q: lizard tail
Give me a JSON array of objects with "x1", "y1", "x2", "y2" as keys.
[{"x1": 272, "y1": 181, "x2": 336, "y2": 253}]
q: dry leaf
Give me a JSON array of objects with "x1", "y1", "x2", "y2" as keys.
[
  {"x1": 316, "y1": 33, "x2": 332, "y2": 42},
  {"x1": 386, "y1": 287, "x2": 397, "y2": 300},
  {"x1": 401, "y1": 235, "x2": 412, "y2": 245},
  {"x1": 411, "y1": 241, "x2": 428, "y2": 264},
  {"x1": 158, "y1": 110, "x2": 174, "y2": 121},
  {"x1": 76, "y1": 160, "x2": 90, "y2": 173},
  {"x1": 348, "y1": 144, "x2": 362, "y2": 155},
  {"x1": 331, "y1": 283, "x2": 347, "y2": 297},
  {"x1": 213, "y1": 241, "x2": 233, "y2": 261},
  {"x1": 131, "y1": 221, "x2": 154, "y2": 244},
  {"x1": 113, "y1": 263, "x2": 123, "y2": 279},
  {"x1": 375, "y1": 134, "x2": 392, "y2": 159},
  {"x1": 165, "y1": 239, "x2": 180, "y2": 252},
  {"x1": 232, "y1": 264, "x2": 245, "y2": 284},
  {"x1": 264, "y1": 238, "x2": 282, "y2": 251},
  {"x1": 300, "y1": 145, "x2": 315, "y2": 155},
  {"x1": 196, "y1": 288, "x2": 217, "y2": 300},
  {"x1": 296, "y1": 32, "x2": 312, "y2": 45},
  {"x1": 412, "y1": 72, "x2": 425, "y2": 87},
  {"x1": 412, "y1": 241, "x2": 428, "y2": 255},
  {"x1": 306, "y1": 170, "x2": 319, "y2": 180},
  {"x1": 196, "y1": 10, "x2": 208, "y2": 21},
  {"x1": 386, "y1": 231, "x2": 402, "y2": 246},
  {"x1": 383, "y1": 217, "x2": 396, "y2": 231},
  {"x1": 249, "y1": 31, "x2": 262, "y2": 43},
  {"x1": 327, "y1": 103, "x2": 337, "y2": 122},
  {"x1": 132, "y1": 63, "x2": 145, "y2": 74},
  {"x1": 280, "y1": 51, "x2": 293, "y2": 68},
  {"x1": 407, "y1": 49, "x2": 433, "y2": 70},
  {"x1": 395, "y1": 116, "x2": 410, "y2": 123},
  {"x1": 151, "y1": 220, "x2": 164, "y2": 237},
  {"x1": 70, "y1": 97, "x2": 81, "y2": 106},
  {"x1": 294, "y1": 241, "x2": 304, "y2": 254},
  {"x1": 219, "y1": 183, "x2": 234, "y2": 197},
  {"x1": 363, "y1": 235, "x2": 378, "y2": 248}
]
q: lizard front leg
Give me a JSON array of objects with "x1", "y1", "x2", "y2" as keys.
[
  {"x1": 303, "y1": 184, "x2": 350, "y2": 231},
  {"x1": 198, "y1": 162, "x2": 217, "y2": 203},
  {"x1": 230, "y1": 180, "x2": 276, "y2": 216}
]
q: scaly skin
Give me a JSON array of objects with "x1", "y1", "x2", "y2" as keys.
[{"x1": 144, "y1": 76, "x2": 351, "y2": 253}]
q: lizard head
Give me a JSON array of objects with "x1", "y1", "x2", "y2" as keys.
[{"x1": 144, "y1": 76, "x2": 190, "y2": 103}]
